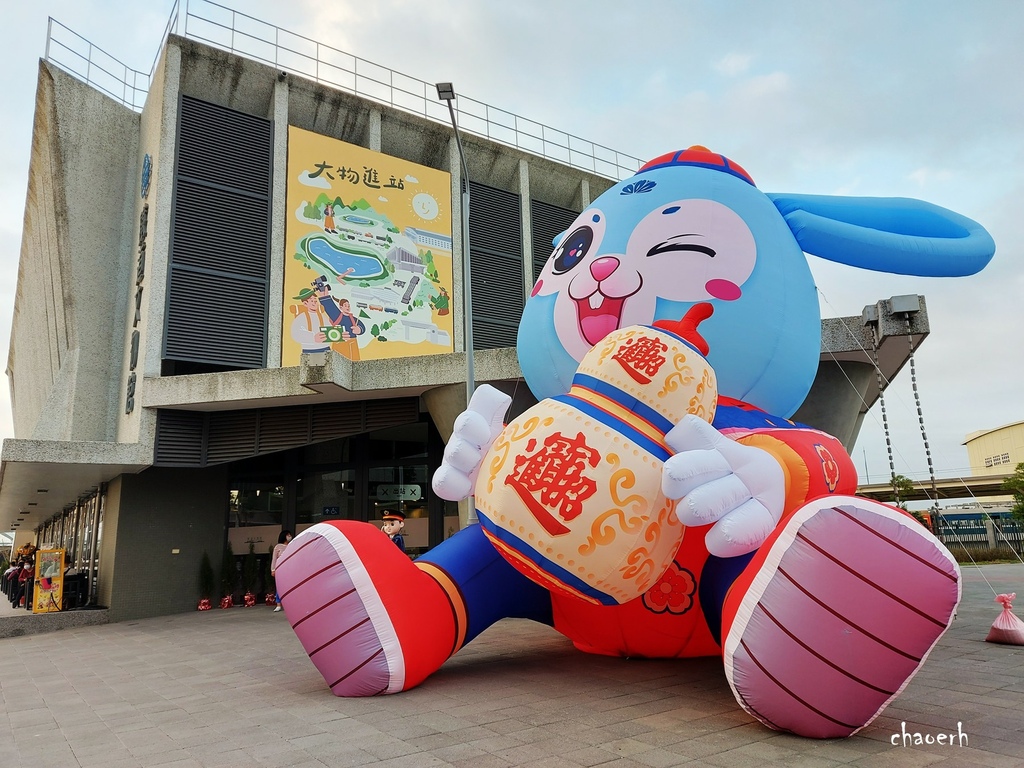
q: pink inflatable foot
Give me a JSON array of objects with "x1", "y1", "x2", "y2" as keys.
[
  {"x1": 722, "y1": 496, "x2": 960, "y2": 738},
  {"x1": 275, "y1": 521, "x2": 456, "y2": 696}
]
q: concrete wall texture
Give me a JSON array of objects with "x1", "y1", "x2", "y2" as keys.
[
  {"x1": 10, "y1": 63, "x2": 139, "y2": 443},
  {"x1": 100, "y1": 466, "x2": 228, "y2": 622}
]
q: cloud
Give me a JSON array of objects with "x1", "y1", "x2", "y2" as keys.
[
  {"x1": 713, "y1": 53, "x2": 752, "y2": 77},
  {"x1": 298, "y1": 171, "x2": 331, "y2": 189},
  {"x1": 732, "y1": 71, "x2": 791, "y2": 100},
  {"x1": 908, "y1": 167, "x2": 954, "y2": 188},
  {"x1": 404, "y1": 175, "x2": 418, "y2": 184}
]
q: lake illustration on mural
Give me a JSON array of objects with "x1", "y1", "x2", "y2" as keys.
[
  {"x1": 342, "y1": 214, "x2": 374, "y2": 226},
  {"x1": 304, "y1": 236, "x2": 386, "y2": 279}
]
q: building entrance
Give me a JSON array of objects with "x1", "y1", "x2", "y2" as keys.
[{"x1": 226, "y1": 416, "x2": 453, "y2": 558}]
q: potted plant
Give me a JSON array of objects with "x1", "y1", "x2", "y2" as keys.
[
  {"x1": 242, "y1": 543, "x2": 258, "y2": 607},
  {"x1": 219, "y1": 541, "x2": 236, "y2": 608},
  {"x1": 197, "y1": 551, "x2": 214, "y2": 611}
]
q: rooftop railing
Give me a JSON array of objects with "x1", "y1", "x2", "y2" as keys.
[
  {"x1": 45, "y1": 18, "x2": 151, "y2": 111},
  {"x1": 44, "y1": 0, "x2": 643, "y2": 180}
]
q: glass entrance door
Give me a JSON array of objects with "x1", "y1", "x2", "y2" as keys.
[
  {"x1": 225, "y1": 415, "x2": 450, "y2": 554},
  {"x1": 227, "y1": 481, "x2": 283, "y2": 555},
  {"x1": 368, "y1": 464, "x2": 430, "y2": 555},
  {"x1": 296, "y1": 468, "x2": 357, "y2": 533}
]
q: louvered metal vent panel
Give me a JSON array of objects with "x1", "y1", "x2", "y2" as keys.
[
  {"x1": 165, "y1": 96, "x2": 272, "y2": 370},
  {"x1": 177, "y1": 96, "x2": 272, "y2": 197},
  {"x1": 468, "y1": 182, "x2": 522, "y2": 255},
  {"x1": 257, "y1": 407, "x2": 311, "y2": 452},
  {"x1": 472, "y1": 318, "x2": 519, "y2": 350},
  {"x1": 473, "y1": 250, "x2": 525, "y2": 297},
  {"x1": 470, "y1": 249, "x2": 523, "y2": 350},
  {"x1": 153, "y1": 399, "x2": 421, "y2": 467},
  {"x1": 154, "y1": 411, "x2": 205, "y2": 466},
  {"x1": 170, "y1": 180, "x2": 270, "y2": 279},
  {"x1": 164, "y1": 268, "x2": 267, "y2": 367},
  {"x1": 531, "y1": 200, "x2": 580, "y2": 284},
  {"x1": 364, "y1": 398, "x2": 419, "y2": 431},
  {"x1": 311, "y1": 403, "x2": 365, "y2": 442},
  {"x1": 206, "y1": 411, "x2": 259, "y2": 464},
  {"x1": 467, "y1": 182, "x2": 523, "y2": 350}
]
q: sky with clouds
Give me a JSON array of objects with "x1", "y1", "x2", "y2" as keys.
[{"x1": 1, "y1": 1, "x2": 1021, "y2": 494}]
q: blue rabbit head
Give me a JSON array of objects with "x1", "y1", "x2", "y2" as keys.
[{"x1": 518, "y1": 147, "x2": 994, "y2": 417}]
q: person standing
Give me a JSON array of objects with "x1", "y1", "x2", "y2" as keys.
[
  {"x1": 270, "y1": 530, "x2": 293, "y2": 612},
  {"x1": 13, "y1": 559, "x2": 34, "y2": 609},
  {"x1": 3, "y1": 559, "x2": 20, "y2": 602}
]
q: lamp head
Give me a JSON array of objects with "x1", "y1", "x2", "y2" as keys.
[{"x1": 435, "y1": 82, "x2": 455, "y2": 101}]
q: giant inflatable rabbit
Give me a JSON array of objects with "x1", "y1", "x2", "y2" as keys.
[{"x1": 275, "y1": 147, "x2": 994, "y2": 737}]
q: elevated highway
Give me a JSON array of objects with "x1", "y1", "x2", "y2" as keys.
[{"x1": 856, "y1": 472, "x2": 1013, "y2": 503}]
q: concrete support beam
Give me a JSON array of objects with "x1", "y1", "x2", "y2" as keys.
[
  {"x1": 266, "y1": 76, "x2": 290, "y2": 369},
  {"x1": 446, "y1": 135, "x2": 467, "y2": 355},
  {"x1": 519, "y1": 158, "x2": 533, "y2": 290},
  {"x1": 369, "y1": 108, "x2": 382, "y2": 152}
]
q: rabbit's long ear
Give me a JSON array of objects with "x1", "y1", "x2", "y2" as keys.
[{"x1": 768, "y1": 193, "x2": 995, "y2": 276}]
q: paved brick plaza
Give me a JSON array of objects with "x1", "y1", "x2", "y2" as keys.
[{"x1": 2, "y1": 564, "x2": 1023, "y2": 766}]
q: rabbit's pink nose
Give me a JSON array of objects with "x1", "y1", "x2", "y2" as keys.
[{"x1": 590, "y1": 257, "x2": 619, "y2": 282}]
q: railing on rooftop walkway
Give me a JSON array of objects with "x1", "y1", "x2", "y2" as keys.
[
  {"x1": 43, "y1": 0, "x2": 643, "y2": 180},
  {"x1": 45, "y1": 18, "x2": 151, "y2": 110}
]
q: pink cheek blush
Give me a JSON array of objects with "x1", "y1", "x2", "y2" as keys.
[
  {"x1": 531, "y1": 279, "x2": 543, "y2": 297},
  {"x1": 705, "y1": 279, "x2": 741, "y2": 301}
]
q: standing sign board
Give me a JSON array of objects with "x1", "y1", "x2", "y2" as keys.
[{"x1": 33, "y1": 549, "x2": 65, "y2": 613}]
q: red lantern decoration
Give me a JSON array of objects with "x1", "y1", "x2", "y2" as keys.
[
  {"x1": 264, "y1": 592, "x2": 277, "y2": 606},
  {"x1": 219, "y1": 595, "x2": 233, "y2": 609},
  {"x1": 197, "y1": 598, "x2": 212, "y2": 611},
  {"x1": 243, "y1": 592, "x2": 256, "y2": 607}
]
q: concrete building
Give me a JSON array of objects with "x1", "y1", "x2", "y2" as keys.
[
  {"x1": 0, "y1": 8, "x2": 928, "y2": 621},
  {"x1": 964, "y1": 420, "x2": 1024, "y2": 476},
  {"x1": 404, "y1": 227, "x2": 453, "y2": 252}
]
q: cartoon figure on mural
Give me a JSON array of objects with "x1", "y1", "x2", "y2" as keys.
[
  {"x1": 335, "y1": 298, "x2": 365, "y2": 343},
  {"x1": 289, "y1": 286, "x2": 333, "y2": 354},
  {"x1": 288, "y1": 280, "x2": 363, "y2": 359},
  {"x1": 429, "y1": 286, "x2": 450, "y2": 315},
  {"x1": 323, "y1": 202, "x2": 337, "y2": 234},
  {"x1": 274, "y1": 146, "x2": 995, "y2": 738},
  {"x1": 336, "y1": 298, "x2": 362, "y2": 334}
]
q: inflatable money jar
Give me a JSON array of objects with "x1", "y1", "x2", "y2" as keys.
[{"x1": 475, "y1": 309, "x2": 717, "y2": 605}]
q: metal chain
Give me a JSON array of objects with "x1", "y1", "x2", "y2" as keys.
[
  {"x1": 869, "y1": 324, "x2": 900, "y2": 505},
  {"x1": 904, "y1": 315, "x2": 942, "y2": 530}
]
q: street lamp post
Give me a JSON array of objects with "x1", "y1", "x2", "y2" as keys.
[
  {"x1": 437, "y1": 82, "x2": 478, "y2": 524},
  {"x1": 435, "y1": 82, "x2": 475, "y2": 408}
]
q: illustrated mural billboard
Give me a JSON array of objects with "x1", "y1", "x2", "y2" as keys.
[{"x1": 282, "y1": 127, "x2": 454, "y2": 366}]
